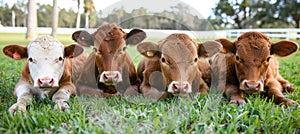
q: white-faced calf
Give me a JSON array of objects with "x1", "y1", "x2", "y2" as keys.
[{"x1": 3, "y1": 36, "x2": 85, "y2": 113}]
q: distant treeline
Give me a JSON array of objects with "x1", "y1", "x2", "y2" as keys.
[{"x1": 0, "y1": 0, "x2": 299, "y2": 30}]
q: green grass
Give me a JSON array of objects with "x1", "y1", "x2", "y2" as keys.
[{"x1": 0, "y1": 33, "x2": 300, "y2": 133}]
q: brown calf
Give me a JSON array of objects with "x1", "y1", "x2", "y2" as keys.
[
  {"x1": 212, "y1": 31, "x2": 298, "y2": 106},
  {"x1": 72, "y1": 23, "x2": 146, "y2": 97},
  {"x1": 137, "y1": 33, "x2": 222, "y2": 99},
  {"x1": 3, "y1": 36, "x2": 85, "y2": 113}
]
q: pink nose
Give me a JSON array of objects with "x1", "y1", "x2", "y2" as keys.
[
  {"x1": 101, "y1": 71, "x2": 120, "y2": 83},
  {"x1": 38, "y1": 77, "x2": 54, "y2": 87},
  {"x1": 244, "y1": 81, "x2": 261, "y2": 91},
  {"x1": 172, "y1": 81, "x2": 189, "y2": 94}
]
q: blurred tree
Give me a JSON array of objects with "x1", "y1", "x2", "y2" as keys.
[
  {"x1": 89, "y1": 11, "x2": 97, "y2": 27},
  {"x1": 11, "y1": 1, "x2": 27, "y2": 27},
  {"x1": 171, "y1": 3, "x2": 191, "y2": 30},
  {"x1": 0, "y1": 4, "x2": 11, "y2": 26},
  {"x1": 211, "y1": 0, "x2": 252, "y2": 29},
  {"x1": 113, "y1": 7, "x2": 125, "y2": 24},
  {"x1": 83, "y1": 0, "x2": 95, "y2": 28},
  {"x1": 51, "y1": 0, "x2": 58, "y2": 37},
  {"x1": 131, "y1": 7, "x2": 148, "y2": 28},
  {"x1": 277, "y1": 0, "x2": 300, "y2": 28},
  {"x1": 59, "y1": 9, "x2": 76, "y2": 28},
  {"x1": 37, "y1": 4, "x2": 52, "y2": 27},
  {"x1": 26, "y1": 0, "x2": 37, "y2": 40}
]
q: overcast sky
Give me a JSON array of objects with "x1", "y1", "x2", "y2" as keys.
[{"x1": 4, "y1": 0, "x2": 218, "y2": 18}]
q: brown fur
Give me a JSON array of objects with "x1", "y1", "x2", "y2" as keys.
[
  {"x1": 73, "y1": 23, "x2": 146, "y2": 97},
  {"x1": 137, "y1": 33, "x2": 222, "y2": 99},
  {"x1": 212, "y1": 31, "x2": 299, "y2": 106}
]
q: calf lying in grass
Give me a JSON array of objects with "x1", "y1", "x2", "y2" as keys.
[
  {"x1": 211, "y1": 31, "x2": 298, "y2": 106},
  {"x1": 73, "y1": 22, "x2": 146, "y2": 97},
  {"x1": 2, "y1": 36, "x2": 86, "y2": 113},
  {"x1": 137, "y1": 33, "x2": 222, "y2": 99}
]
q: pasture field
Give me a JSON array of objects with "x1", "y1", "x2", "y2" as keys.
[{"x1": 0, "y1": 33, "x2": 300, "y2": 133}]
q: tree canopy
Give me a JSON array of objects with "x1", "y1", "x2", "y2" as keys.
[{"x1": 209, "y1": 0, "x2": 300, "y2": 29}]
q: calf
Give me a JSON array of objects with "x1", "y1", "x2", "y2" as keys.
[
  {"x1": 72, "y1": 23, "x2": 146, "y2": 97},
  {"x1": 211, "y1": 31, "x2": 298, "y2": 106},
  {"x1": 3, "y1": 36, "x2": 85, "y2": 113},
  {"x1": 137, "y1": 33, "x2": 222, "y2": 99}
]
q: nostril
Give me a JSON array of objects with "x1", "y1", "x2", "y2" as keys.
[
  {"x1": 49, "y1": 78, "x2": 54, "y2": 85},
  {"x1": 256, "y1": 83, "x2": 260, "y2": 89},
  {"x1": 245, "y1": 82, "x2": 249, "y2": 88},
  {"x1": 38, "y1": 79, "x2": 43, "y2": 86},
  {"x1": 114, "y1": 73, "x2": 119, "y2": 80},
  {"x1": 172, "y1": 83, "x2": 179, "y2": 93},
  {"x1": 103, "y1": 73, "x2": 108, "y2": 80},
  {"x1": 172, "y1": 83, "x2": 177, "y2": 89},
  {"x1": 183, "y1": 83, "x2": 188, "y2": 91}
]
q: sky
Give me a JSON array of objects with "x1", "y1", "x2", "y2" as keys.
[{"x1": 4, "y1": 0, "x2": 218, "y2": 18}]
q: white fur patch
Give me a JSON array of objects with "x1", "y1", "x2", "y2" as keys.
[
  {"x1": 27, "y1": 36, "x2": 65, "y2": 88},
  {"x1": 15, "y1": 84, "x2": 32, "y2": 100}
]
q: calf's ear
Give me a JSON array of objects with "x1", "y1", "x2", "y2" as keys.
[
  {"x1": 72, "y1": 30, "x2": 94, "y2": 47},
  {"x1": 137, "y1": 41, "x2": 160, "y2": 59},
  {"x1": 3, "y1": 45, "x2": 28, "y2": 60},
  {"x1": 271, "y1": 40, "x2": 299, "y2": 57},
  {"x1": 126, "y1": 29, "x2": 146, "y2": 45},
  {"x1": 215, "y1": 38, "x2": 236, "y2": 53},
  {"x1": 64, "y1": 44, "x2": 84, "y2": 58},
  {"x1": 198, "y1": 41, "x2": 222, "y2": 58}
]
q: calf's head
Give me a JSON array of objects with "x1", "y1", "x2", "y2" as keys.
[
  {"x1": 3, "y1": 36, "x2": 83, "y2": 88},
  {"x1": 138, "y1": 34, "x2": 221, "y2": 95},
  {"x1": 72, "y1": 23, "x2": 146, "y2": 85},
  {"x1": 217, "y1": 32, "x2": 298, "y2": 93}
]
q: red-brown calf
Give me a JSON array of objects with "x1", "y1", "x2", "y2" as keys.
[
  {"x1": 137, "y1": 33, "x2": 222, "y2": 99},
  {"x1": 73, "y1": 23, "x2": 146, "y2": 97},
  {"x1": 212, "y1": 31, "x2": 298, "y2": 106}
]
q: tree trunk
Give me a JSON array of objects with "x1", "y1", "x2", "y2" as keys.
[
  {"x1": 76, "y1": 0, "x2": 81, "y2": 29},
  {"x1": 296, "y1": 20, "x2": 300, "y2": 40},
  {"x1": 26, "y1": 0, "x2": 37, "y2": 40},
  {"x1": 85, "y1": 11, "x2": 89, "y2": 28},
  {"x1": 51, "y1": 0, "x2": 59, "y2": 37},
  {"x1": 12, "y1": 10, "x2": 15, "y2": 27}
]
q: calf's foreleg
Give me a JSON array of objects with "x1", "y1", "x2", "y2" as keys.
[
  {"x1": 9, "y1": 84, "x2": 33, "y2": 113},
  {"x1": 266, "y1": 79, "x2": 297, "y2": 106},
  {"x1": 52, "y1": 83, "x2": 75, "y2": 111}
]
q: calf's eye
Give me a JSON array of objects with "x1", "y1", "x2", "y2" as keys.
[
  {"x1": 161, "y1": 57, "x2": 166, "y2": 63},
  {"x1": 122, "y1": 46, "x2": 127, "y2": 51},
  {"x1": 236, "y1": 55, "x2": 240, "y2": 61},
  {"x1": 28, "y1": 57, "x2": 33, "y2": 62},
  {"x1": 58, "y1": 57, "x2": 64, "y2": 61},
  {"x1": 236, "y1": 55, "x2": 244, "y2": 63},
  {"x1": 194, "y1": 57, "x2": 198, "y2": 63},
  {"x1": 266, "y1": 56, "x2": 271, "y2": 62}
]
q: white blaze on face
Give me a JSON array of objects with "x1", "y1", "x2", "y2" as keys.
[{"x1": 27, "y1": 36, "x2": 65, "y2": 88}]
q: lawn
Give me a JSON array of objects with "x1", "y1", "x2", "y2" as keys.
[{"x1": 0, "y1": 33, "x2": 299, "y2": 133}]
